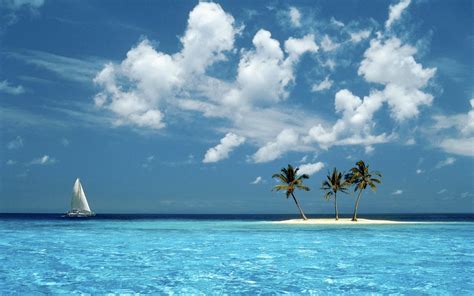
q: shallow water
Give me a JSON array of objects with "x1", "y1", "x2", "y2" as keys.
[{"x1": 1, "y1": 215, "x2": 473, "y2": 294}]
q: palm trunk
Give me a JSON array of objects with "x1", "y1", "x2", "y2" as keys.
[
  {"x1": 334, "y1": 193, "x2": 339, "y2": 220},
  {"x1": 291, "y1": 192, "x2": 308, "y2": 220},
  {"x1": 352, "y1": 190, "x2": 363, "y2": 221}
]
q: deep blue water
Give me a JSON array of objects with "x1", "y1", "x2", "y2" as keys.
[{"x1": 1, "y1": 214, "x2": 473, "y2": 294}]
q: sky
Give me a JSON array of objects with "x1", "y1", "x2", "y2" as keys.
[{"x1": 0, "y1": 0, "x2": 473, "y2": 214}]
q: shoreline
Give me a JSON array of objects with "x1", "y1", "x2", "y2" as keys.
[{"x1": 272, "y1": 218, "x2": 419, "y2": 224}]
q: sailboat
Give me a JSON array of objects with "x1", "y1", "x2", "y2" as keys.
[{"x1": 66, "y1": 178, "x2": 95, "y2": 217}]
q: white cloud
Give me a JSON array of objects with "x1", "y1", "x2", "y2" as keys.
[
  {"x1": 320, "y1": 35, "x2": 339, "y2": 52},
  {"x1": 311, "y1": 76, "x2": 333, "y2": 92},
  {"x1": 432, "y1": 99, "x2": 474, "y2": 157},
  {"x1": 385, "y1": 0, "x2": 411, "y2": 29},
  {"x1": 252, "y1": 129, "x2": 300, "y2": 163},
  {"x1": 416, "y1": 169, "x2": 424, "y2": 174},
  {"x1": 305, "y1": 89, "x2": 389, "y2": 149},
  {"x1": 30, "y1": 155, "x2": 56, "y2": 165},
  {"x1": 88, "y1": 1, "x2": 436, "y2": 163},
  {"x1": 298, "y1": 162, "x2": 324, "y2": 176},
  {"x1": 435, "y1": 157, "x2": 456, "y2": 169},
  {"x1": 285, "y1": 34, "x2": 319, "y2": 58},
  {"x1": 8, "y1": 50, "x2": 103, "y2": 83},
  {"x1": 392, "y1": 189, "x2": 403, "y2": 195},
  {"x1": 224, "y1": 31, "x2": 317, "y2": 107},
  {"x1": 322, "y1": 59, "x2": 336, "y2": 71},
  {"x1": 251, "y1": 176, "x2": 262, "y2": 184},
  {"x1": 203, "y1": 133, "x2": 245, "y2": 163},
  {"x1": 350, "y1": 30, "x2": 371, "y2": 43},
  {"x1": 330, "y1": 17, "x2": 344, "y2": 27},
  {"x1": 179, "y1": 2, "x2": 238, "y2": 75},
  {"x1": 0, "y1": 80, "x2": 25, "y2": 95},
  {"x1": 437, "y1": 189, "x2": 447, "y2": 194},
  {"x1": 358, "y1": 37, "x2": 436, "y2": 121},
  {"x1": 433, "y1": 99, "x2": 474, "y2": 135},
  {"x1": 94, "y1": 2, "x2": 237, "y2": 130},
  {"x1": 288, "y1": 7, "x2": 301, "y2": 27},
  {"x1": 406, "y1": 138, "x2": 416, "y2": 145},
  {"x1": 438, "y1": 138, "x2": 474, "y2": 157},
  {"x1": 7, "y1": 136, "x2": 23, "y2": 149}
]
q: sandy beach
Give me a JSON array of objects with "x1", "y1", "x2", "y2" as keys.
[{"x1": 272, "y1": 218, "x2": 417, "y2": 225}]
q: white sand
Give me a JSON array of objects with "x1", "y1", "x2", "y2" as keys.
[{"x1": 272, "y1": 218, "x2": 416, "y2": 225}]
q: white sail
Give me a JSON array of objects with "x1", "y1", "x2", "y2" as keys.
[{"x1": 71, "y1": 178, "x2": 91, "y2": 212}]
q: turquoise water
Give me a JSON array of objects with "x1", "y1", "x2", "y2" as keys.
[{"x1": 1, "y1": 216, "x2": 473, "y2": 294}]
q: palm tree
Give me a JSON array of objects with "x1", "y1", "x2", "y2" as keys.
[
  {"x1": 272, "y1": 164, "x2": 310, "y2": 220},
  {"x1": 321, "y1": 168, "x2": 349, "y2": 220},
  {"x1": 345, "y1": 160, "x2": 382, "y2": 221}
]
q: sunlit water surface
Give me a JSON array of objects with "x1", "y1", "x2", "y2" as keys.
[{"x1": 1, "y1": 215, "x2": 473, "y2": 294}]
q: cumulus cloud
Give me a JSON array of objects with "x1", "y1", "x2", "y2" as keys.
[
  {"x1": 300, "y1": 20, "x2": 435, "y2": 153},
  {"x1": 432, "y1": 99, "x2": 474, "y2": 156},
  {"x1": 438, "y1": 138, "x2": 474, "y2": 157},
  {"x1": 89, "y1": 1, "x2": 437, "y2": 163},
  {"x1": 94, "y1": 2, "x2": 237, "y2": 130},
  {"x1": 0, "y1": 80, "x2": 25, "y2": 95},
  {"x1": 223, "y1": 30, "x2": 317, "y2": 107},
  {"x1": 435, "y1": 157, "x2": 456, "y2": 169},
  {"x1": 385, "y1": 0, "x2": 411, "y2": 29},
  {"x1": 250, "y1": 176, "x2": 262, "y2": 184},
  {"x1": 358, "y1": 37, "x2": 436, "y2": 121},
  {"x1": 416, "y1": 169, "x2": 424, "y2": 174},
  {"x1": 437, "y1": 189, "x2": 447, "y2": 194},
  {"x1": 7, "y1": 136, "x2": 23, "y2": 149},
  {"x1": 30, "y1": 155, "x2": 56, "y2": 165},
  {"x1": 93, "y1": 2, "x2": 320, "y2": 155},
  {"x1": 203, "y1": 133, "x2": 245, "y2": 163},
  {"x1": 305, "y1": 89, "x2": 389, "y2": 149},
  {"x1": 298, "y1": 162, "x2": 324, "y2": 176},
  {"x1": 252, "y1": 129, "x2": 300, "y2": 163},
  {"x1": 312, "y1": 76, "x2": 333, "y2": 92},
  {"x1": 392, "y1": 189, "x2": 403, "y2": 195},
  {"x1": 288, "y1": 7, "x2": 301, "y2": 27},
  {"x1": 350, "y1": 30, "x2": 371, "y2": 43}
]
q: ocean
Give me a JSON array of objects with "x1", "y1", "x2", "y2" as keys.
[{"x1": 1, "y1": 214, "x2": 473, "y2": 294}]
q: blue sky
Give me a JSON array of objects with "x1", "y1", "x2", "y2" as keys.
[{"x1": 1, "y1": 0, "x2": 473, "y2": 214}]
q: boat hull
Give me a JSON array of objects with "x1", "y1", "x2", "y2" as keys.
[{"x1": 65, "y1": 210, "x2": 95, "y2": 218}]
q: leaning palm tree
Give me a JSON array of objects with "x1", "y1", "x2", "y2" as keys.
[
  {"x1": 345, "y1": 160, "x2": 382, "y2": 221},
  {"x1": 272, "y1": 164, "x2": 310, "y2": 220},
  {"x1": 321, "y1": 168, "x2": 349, "y2": 220}
]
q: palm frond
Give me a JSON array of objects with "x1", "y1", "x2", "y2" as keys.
[
  {"x1": 298, "y1": 173, "x2": 309, "y2": 180},
  {"x1": 371, "y1": 178, "x2": 381, "y2": 184},
  {"x1": 272, "y1": 184, "x2": 289, "y2": 192},
  {"x1": 324, "y1": 191, "x2": 333, "y2": 200},
  {"x1": 296, "y1": 184, "x2": 310, "y2": 191}
]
